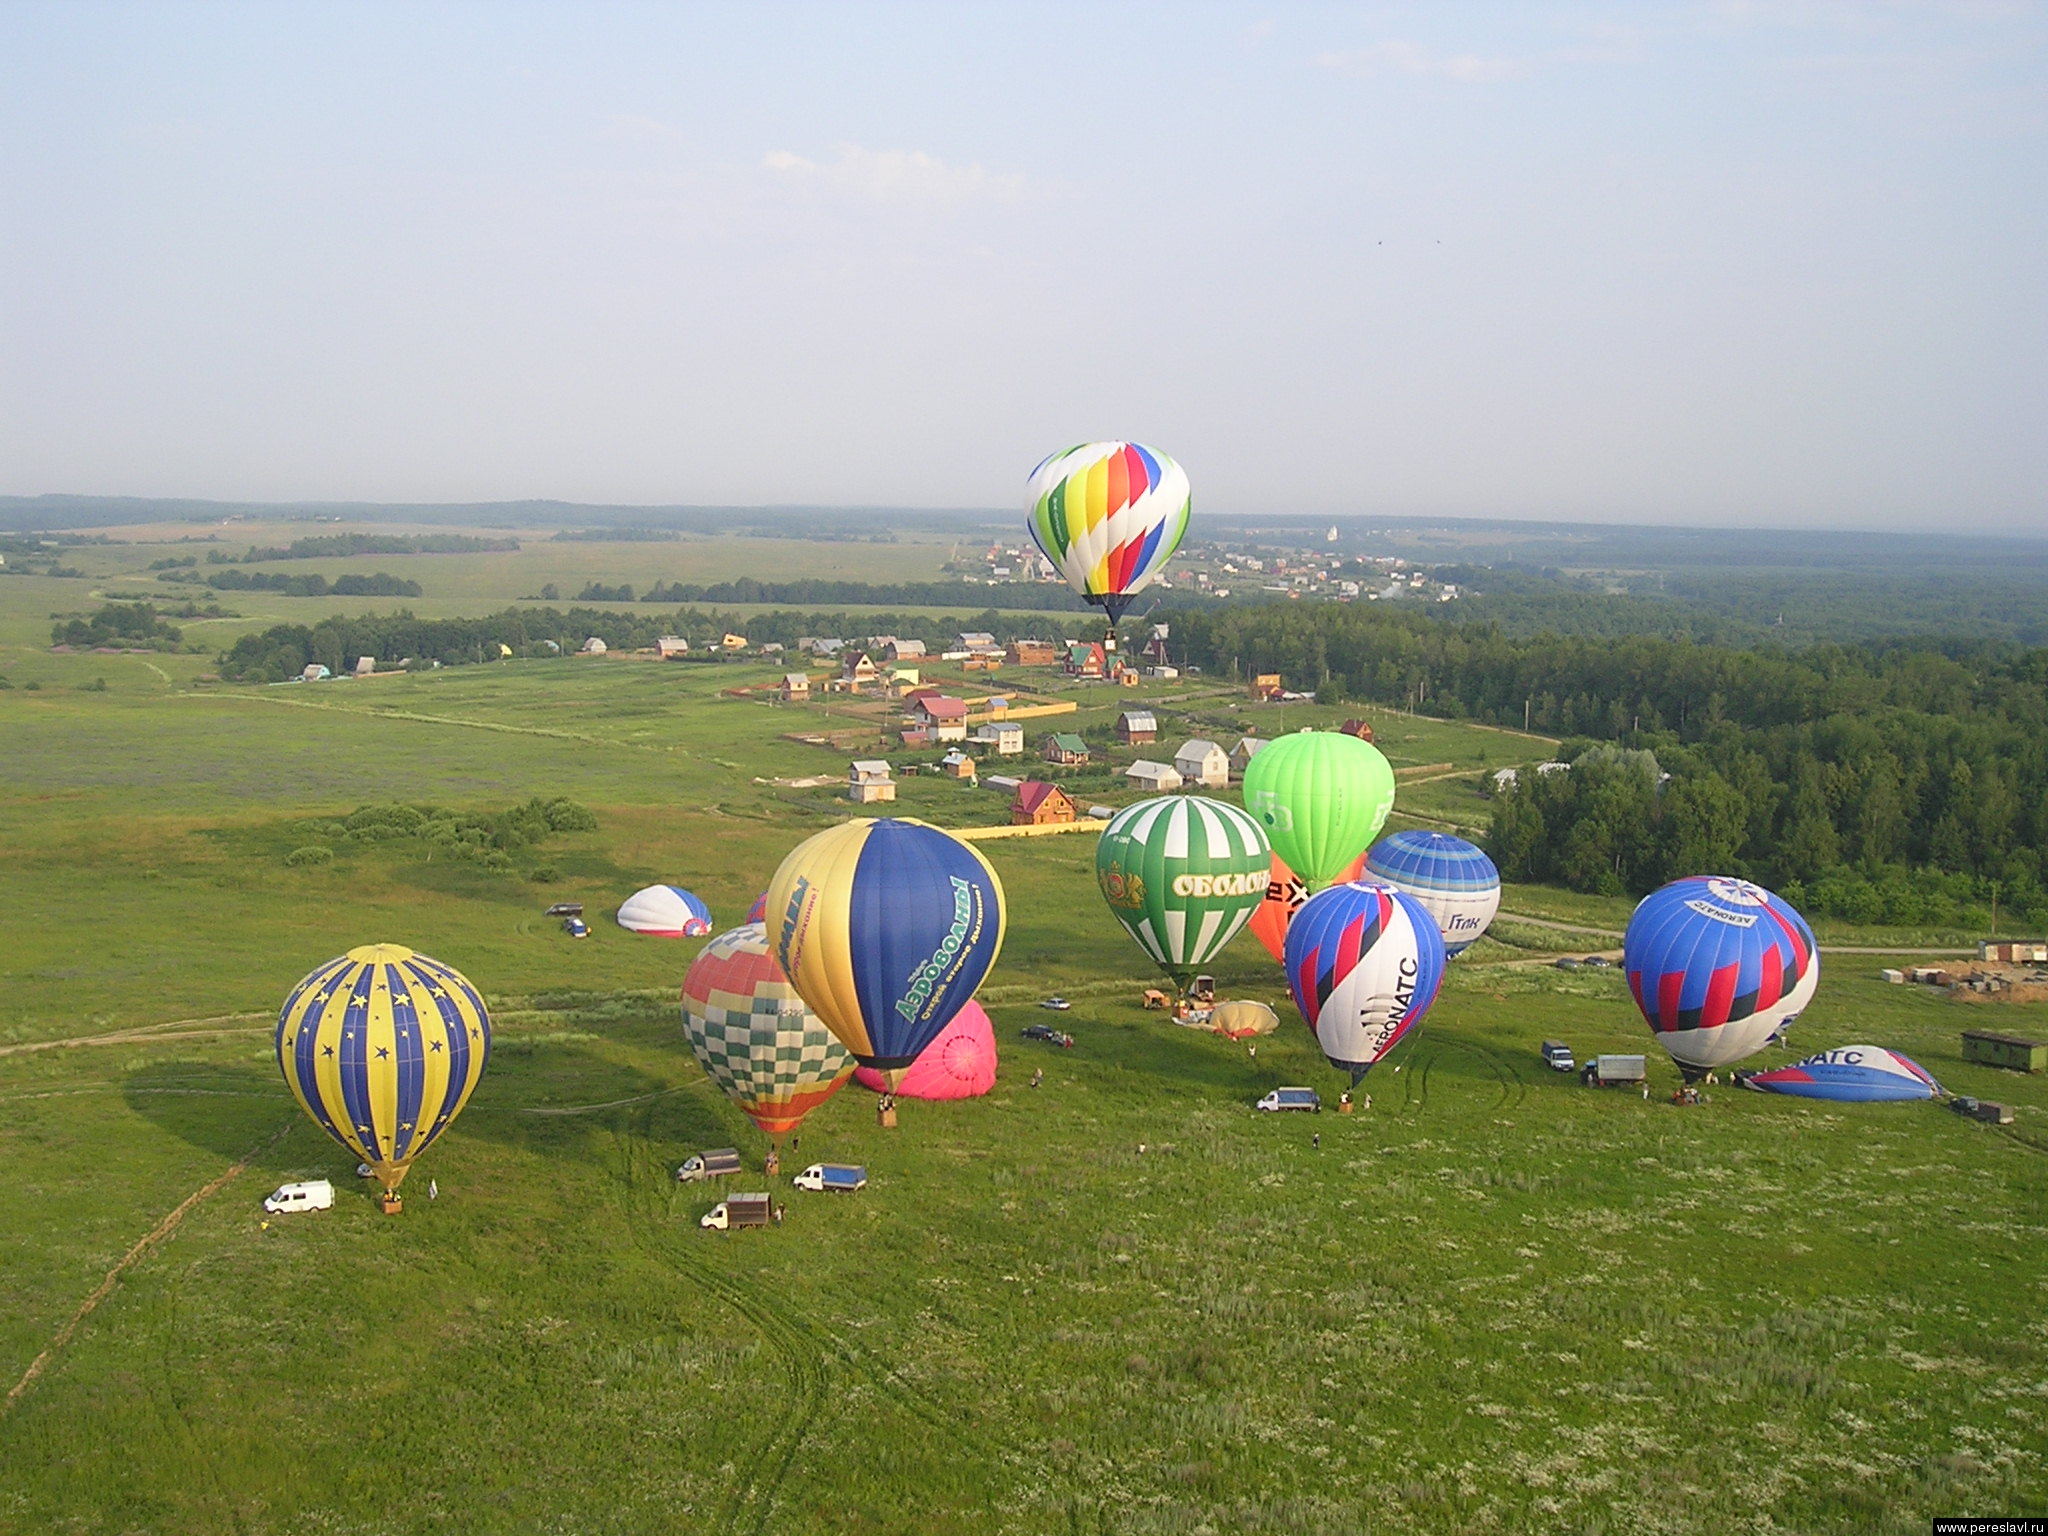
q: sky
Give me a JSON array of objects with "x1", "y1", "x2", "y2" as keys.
[{"x1": 1, "y1": 2, "x2": 2043, "y2": 529}]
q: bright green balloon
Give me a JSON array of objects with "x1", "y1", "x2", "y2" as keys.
[
  {"x1": 1096, "y1": 796, "x2": 1271, "y2": 984},
  {"x1": 1240, "y1": 731, "x2": 1396, "y2": 889}
]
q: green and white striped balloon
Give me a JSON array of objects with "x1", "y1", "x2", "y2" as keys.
[{"x1": 1096, "y1": 795, "x2": 1272, "y2": 984}]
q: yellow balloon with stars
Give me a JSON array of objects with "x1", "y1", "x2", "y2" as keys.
[{"x1": 274, "y1": 945, "x2": 490, "y2": 1210}]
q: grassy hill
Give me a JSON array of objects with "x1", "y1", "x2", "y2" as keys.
[{"x1": 1, "y1": 625, "x2": 2041, "y2": 1535}]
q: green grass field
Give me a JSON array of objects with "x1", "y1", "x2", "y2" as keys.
[{"x1": 2, "y1": 610, "x2": 2042, "y2": 1534}]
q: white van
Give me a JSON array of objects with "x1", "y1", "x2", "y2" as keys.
[
  {"x1": 263, "y1": 1179, "x2": 335, "y2": 1214},
  {"x1": 1255, "y1": 1087, "x2": 1322, "y2": 1113}
]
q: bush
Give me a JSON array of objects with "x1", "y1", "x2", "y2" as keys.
[{"x1": 285, "y1": 845, "x2": 335, "y2": 867}]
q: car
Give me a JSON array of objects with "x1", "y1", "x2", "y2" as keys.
[
  {"x1": 1040, "y1": 996, "x2": 1073, "y2": 1011},
  {"x1": 562, "y1": 917, "x2": 590, "y2": 938},
  {"x1": 1553, "y1": 957, "x2": 1581, "y2": 970},
  {"x1": 1255, "y1": 1087, "x2": 1321, "y2": 1113},
  {"x1": 544, "y1": 902, "x2": 585, "y2": 917},
  {"x1": 1020, "y1": 1024, "x2": 1075, "y2": 1048},
  {"x1": 263, "y1": 1179, "x2": 334, "y2": 1215},
  {"x1": 1583, "y1": 955, "x2": 1613, "y2": 968}
]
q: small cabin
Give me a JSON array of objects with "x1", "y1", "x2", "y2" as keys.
[
  {"x1": 1173, "y1": 739, "x2": 1230, "y2": 788},
  {"x1": 1125, "y1": 759, "x2": 1184, "y2": 792},
  {"x1": 848, "y1": 760, "x2": 896, "y2": 804},
  {"x1": 941, "y1": 749, "x2": 978, "y2": 782},
  {"x1": 1065, "y1": 642, "x2": 1106, "y2": 679},
  {"x1": 840, "y1": 651, "x2": 878, "y2": 686},
  {"x1": 1338, "y1": 718, "x2": 1376, "y2": 742},
  {"x1": 1008, "y1": 639, "x2": 1059, "y2": 666},
  {"x1": 1012, "y1": 781, "x2": 1078, "y2": 826},
  {"x1": 1229, "y1": 737, "x2": 1268, "y2": 778},
  {"x1": 720, "y1": 633, "x2": 748, "y2": 651},
  {"x1": 657, "y1": 635, "x2": 690, "y2": 658},
  {"x1": 1249, "y1": 672, "x2": 1283, "y2": 700},
  {"x1": 782, "y1": 672, "x2": 811, "y2": 702},
  {"x1": 884, "y1": 639, "x2": 927, "y2": 663},
  {"x1": 1962, "y1": 1031, "x2": 2047, "y2": 1073},
  {"x1": 1116, "y1": 710, "x2": 1158, "y2": 746},
  {"x1": 1043, "y1": 732, "x2": 1090, "y2": 766}
]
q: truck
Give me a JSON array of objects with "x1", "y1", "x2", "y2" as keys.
[
  {"x1": 674, "y1": 1147, "x2": 743, "y2": 1183},
  {"x1": 1951, "y1": 1096, "x2": 2015, "y2": 1126},
  {"x1": 1255, "y1": 1087, "x2": 1322, "y2": 1113},
  {"x1": 700, "y1": 1193, "x2": 776, "y2": 1230},
  {"x1": 791, "y1": 1163, "x2": 867, "y2": 1193},
  {"x1": 1580, "y1": 1054, "x2": 1647, "y2": 1088},
  {"x1": 263, "y1": 1179, "x2": 334, "y2": 1215},
  {"x1": 1540, "y1": 1040, "x2": 1575, "y2": 1073}
]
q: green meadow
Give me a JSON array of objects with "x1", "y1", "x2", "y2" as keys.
[{"x1": 3, "y1": 584, "x2": 2044, "y2": 1534}]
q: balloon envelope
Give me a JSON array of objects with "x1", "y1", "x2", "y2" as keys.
[
  {"x1": 768, "y1": 818, "x2": 1006, "y2": 1071},
  {"x1": 1364, "y1": 831, "x2": 1501, "y2": 957},
  {"x1": 1209, "y1": 999, "x2": 1280, "y2": 1040},
  {"x1": 1096, "y1": 796, "x2": 1270, "y2": 984},
  {"x1": 1241, "y1": 732, "x2": 1396, "y2": 890},
  {"x1": 681, "y1": 922, "x2": 854, "y2": 1138},
  {"x1": 745, "y1": 890, "x2": 769, "y2": 924},
  {"x1": 1248, "y1": 849, "x2": 1367, "y2": 963},
  {"x1": 1027, "y1": 442, "x2": 1190, "y2": 625},
  {"x1": 1624, "y1": 877, "x2": 1819, "y2": 1072},
  {"x1": 618, "y1": 885, "x2": 713, "y2": 937},
  {"x1": 275, "y1": 944, "x2": 490, "y2": 1197},
  {"x1": 1284, "y1": 882, "x2": 1446, "y2": 1082},
  {"x1": 854, "y1": 1001, "x2": 997, "y2": 1100},
  {"x1": 1744, "y1": 1046, "x2": 1938, "y2": 1102}
]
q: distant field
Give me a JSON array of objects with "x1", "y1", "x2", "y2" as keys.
[{"x1": 3, "y1": 584, "x2": 2042, "y2": 1534}]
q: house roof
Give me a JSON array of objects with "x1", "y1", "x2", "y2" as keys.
[
  {"x1": 1126, "y1": 759, "x2": 1179, "y2": 778},
  {"x1": 784, "y1": 673, "x2": 810, "y2": 688},
  {"x1": 942, "y1": 749, "x2": 972, "y2": 766},
  {"x1": 1047, "y1": 732, "x2": 1089, "y2": 753},
  {"x1": 1232, "y1": 736, "x2": 1269, "y2": 755},
  {"x1": 1014, "y1": 781, "x2": 1069, "y2": 814},
  {"x1": 958, "y1": 632, "x2": 996, "y2": 646},
  {"x1": 918, "y1": 697, "x2": 969, "y2": 720},
  {"x1": 889, "y1": 639, "x2": 927, "y2": 654},
  {"x1": 850, "y1": 760, "x2": 892, "y2": 775},
  {"x1": 1176, "y1": 739, "x2": 1224, "y2": 758},
  {"x1": 973, "y1": 721, "x2": 1021, "y2": 738},
  {"x1": 1118, "y1": 710, "x2": 1157, "y2": 730}
]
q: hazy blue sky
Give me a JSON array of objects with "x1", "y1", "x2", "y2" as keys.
[{"x1": 2, "y1": 2, "x2": 2043, "y2": 527}]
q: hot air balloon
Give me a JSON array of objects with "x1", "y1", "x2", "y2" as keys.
[
  {"x1": 681, "y1": 922, "x2": 854, "y2": 1140},
  {"x1": 1027, "y1": 442, "x2": 1190, "y2": 641},
  {"x1": 275, "y1": 944, "x2": 489, "y2": 1212},
  {"x1": 1208, "y1": 999, "x2": 1280, "y2": 1041},
  {"x1": 1248, "y1": 849, "x2": 1368, "y2": 963},
  {"x1": 1096, "y1": 796, "x2": 1270, "y2": 993},
  {"x1": 853, "y1": 1001, "x2": 997, "y2": 1100},
  {"x1": 1624, "y1": 876, "x2": 1819, "y2": 1078},
  {"x1": 767, "y1": 818, "x2": 1006, "y2": 1086},
  {"x1": 1241, "y1": 731, "x2": 1396, "y2": 891},
  {"x1": 618, "y1": 884, "x2": 713, "y2": 937},
  {"x1": 1284, "y1": 882, "x2": 1446, "y2": 1084},
  {"x1": 745, "y1": 890, "x2": 769, "y2": 925},
  {"x1": 1742, "y1": 1046, "x2": 1938, "y2": 1103},
  {"x1": 1363, "y1": 831, "x2": 1501, "y2": 957}
]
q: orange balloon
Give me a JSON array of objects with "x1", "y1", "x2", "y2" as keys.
[{"x1": 1247, "y1": 849, "x2": 1369, "y2": 963}]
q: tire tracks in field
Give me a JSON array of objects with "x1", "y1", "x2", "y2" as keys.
[
  {"x1": 602, "y1": 1100, "x2": 1011, "y2": 1534},
  {"x1": 1386, "y1": 1037, "x2": 1528, "y2": 1117}
]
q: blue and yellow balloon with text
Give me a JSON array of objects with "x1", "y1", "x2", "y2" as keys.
[{"x1": 767, "y1": 819, "x2": 1006, "y2": 1084}]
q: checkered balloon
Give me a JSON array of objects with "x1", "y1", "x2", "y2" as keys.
[{"x1": 681, "y1": 922, "x2": 853, "y2": 1137}]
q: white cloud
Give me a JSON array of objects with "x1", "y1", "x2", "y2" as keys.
[
  {"x1": 1316, "y1": 40, "x2": 1534, "y2": 83},
  {"x1": 760, "y1": 143, "x2": 1028, "y2": 205}
]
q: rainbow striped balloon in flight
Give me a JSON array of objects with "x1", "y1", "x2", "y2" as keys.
[{"x1": 1027, "y1": 442, "x2": 1191, "y2": 626}]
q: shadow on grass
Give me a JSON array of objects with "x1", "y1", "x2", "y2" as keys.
[{"x1": 120, "y1": 1058, "x2": 299, "y2": 1165}]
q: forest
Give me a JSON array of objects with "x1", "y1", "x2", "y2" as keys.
[{"x1": 1173, "y1": 603, "x2": 2048, "y2": 930}]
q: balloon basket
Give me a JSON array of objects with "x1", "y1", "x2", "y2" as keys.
[
  {"x1": 878, "y1": 1105, "x2": 898, "y2": 1129},
  {"x1": 1338, "y1": 1100, "x2": 1354, "y2": 1115},
  {"x1": 763, "y1": 1149, "x2": 782, "y2": 1178},
  {"x1": 380, "y1": 1192, "x2": 404, "y2": 1215}
]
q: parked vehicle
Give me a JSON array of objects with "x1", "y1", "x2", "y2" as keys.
[
  {"x1": 1040, "y1": 996, "x2": 1073, "y2": 1011},
  {"x1": 562, "y1": 917, "x2": 590, "y2": 938},
  {"x1": 263, "y1": 1179, "x2": 335, "y2": 1215},
  {"x1": 1255, "y1": 1087, "x2": 1322, "y2": 1113},
  {"x1": 1553, "y1": 957, "x2": 1581, "y2": 970},
  {"x1": 1581, "y1": 1054, "x2": 1647, "y2": 1087},
  {"x1": 1020, "y1": 1024, "x2": 1075, "y2": 1048},
  {"x1": 791, "y1": 1163, "x2": 867, "y2": 1193},
  {"x1": 544, "y1": 902, "x2": 585, "y2": 917},
  {"x1": 700, "y1": 1193, "x2": 776, "y2": 1230},
  {"x1": 1951, "y1": 1097, "x2": 2014, "y2": 1125},
  {"x1": 1540, "y1": 1040, "x2": 1575, "y2": 1073},
  {"x1": 675, "y1": 1147, "x2": 743, "y2": 1183},
  {"x1": 1583, "y1": 956, "x2": 1613, "y2": 968}
]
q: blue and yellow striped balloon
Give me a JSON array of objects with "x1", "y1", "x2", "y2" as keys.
[
  {"x1": 767, "y1": 819, "x2": 1005, "y2": 1078},
  {"x1": 275, "y1": 944, "x2": 490, "y2": 1200}
]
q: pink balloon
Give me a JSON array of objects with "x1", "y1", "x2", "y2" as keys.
[{"x1": 853, "y1": 1001, "x2": 997, "y2": 1101}]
